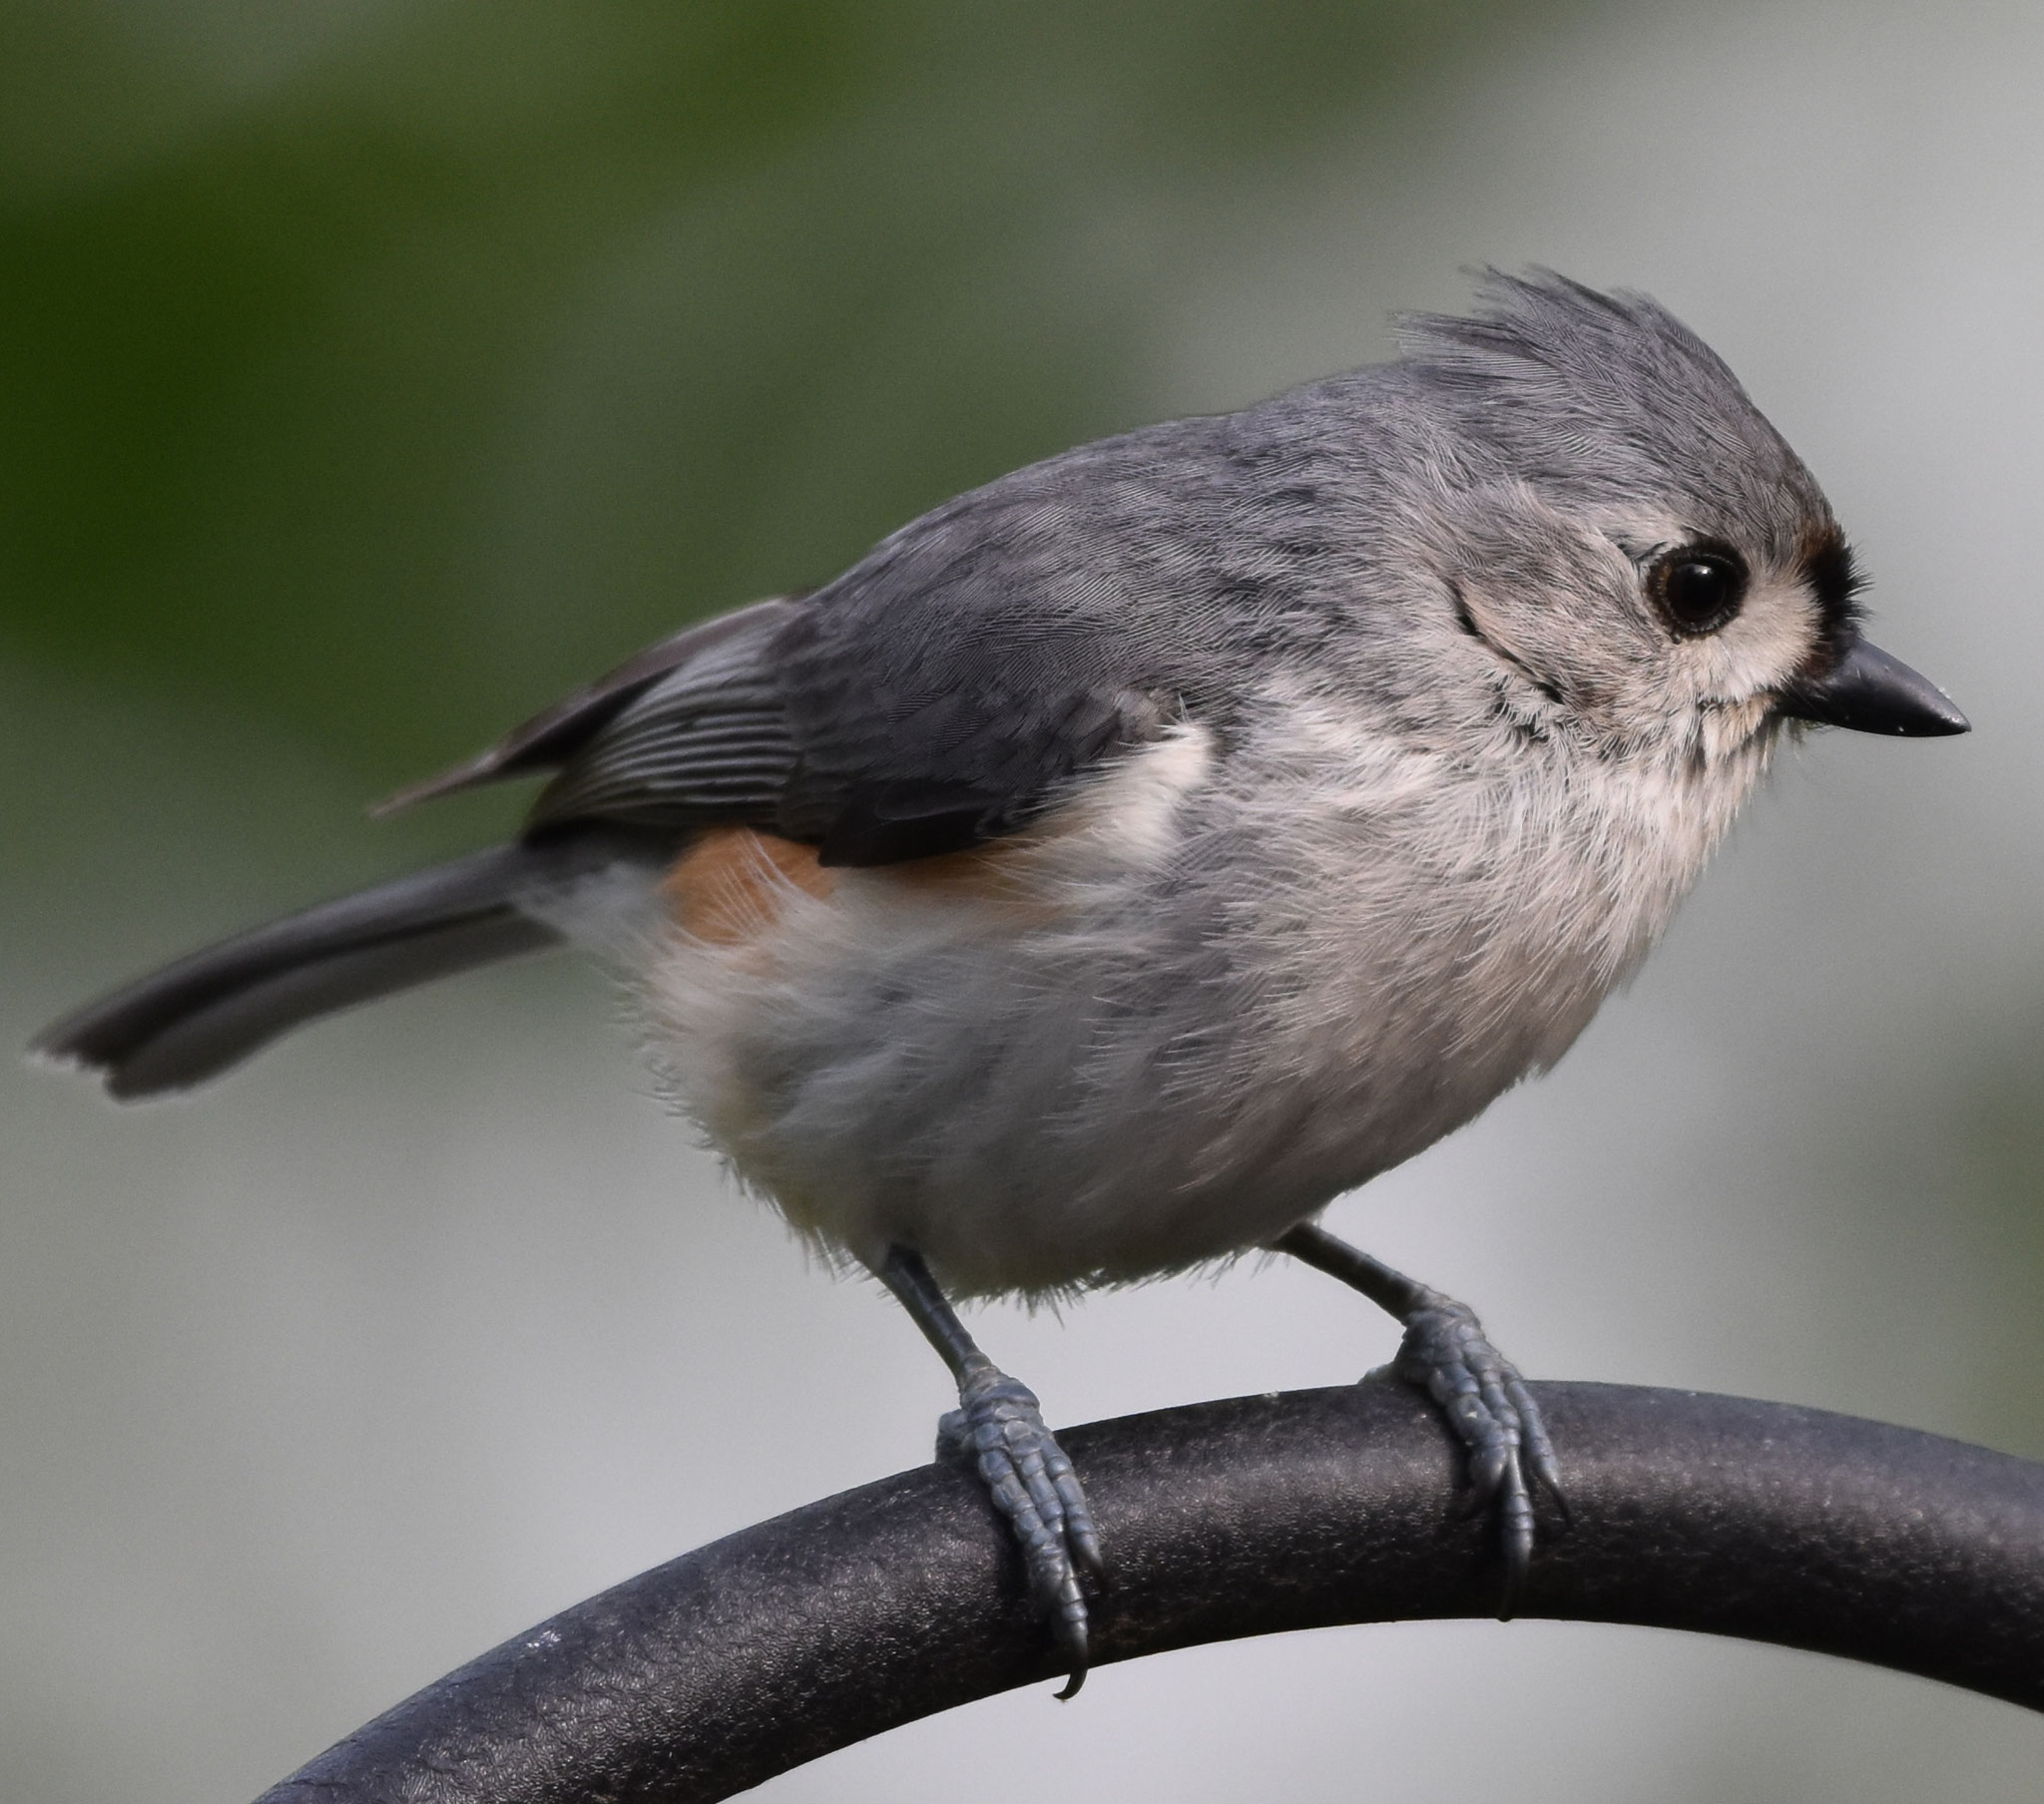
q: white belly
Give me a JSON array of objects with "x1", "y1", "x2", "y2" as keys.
[{"x1": 624, "y1": 715, "x2": 1735, "y2": 1299}]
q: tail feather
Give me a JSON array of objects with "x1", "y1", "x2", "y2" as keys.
[{"x1": 33, "y1": 837, "x2": 648, "y2": 1099}]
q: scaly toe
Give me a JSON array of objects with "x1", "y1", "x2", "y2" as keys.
[
  {"x1": 1384, "y1": 1295, "x2": 1562, "y2": 1611},
  {"x1": 948, "y1": 1365, "x2": 1101, "y2": 1693}
]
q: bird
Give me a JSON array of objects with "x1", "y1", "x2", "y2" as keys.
[{"x1": 34, "y1": 270, "x2": 1969, "y2": 1696}]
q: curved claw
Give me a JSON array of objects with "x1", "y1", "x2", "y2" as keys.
[
  {"x1": 941, "y1": 1367, "x2": 1102, "y2": 1695},
  {"x1": 1508, "y1": 1370, "x2": 1570, "y2": 1525},
  {"x1": 1386, "y1": 1293, "x2": 1564, "y2": 1615}
]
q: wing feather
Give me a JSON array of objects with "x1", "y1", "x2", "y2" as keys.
[
  {"x1": 375, "y1": 596, "x2": 804, "y2": 814},
  {"x1": 384, "y1": 413, "x2": 1276, "y2": 862}
]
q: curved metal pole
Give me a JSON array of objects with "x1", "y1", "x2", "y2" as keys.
[{"x1": 254, "y1": 1381, "x2": 2044, "y2": 1804}]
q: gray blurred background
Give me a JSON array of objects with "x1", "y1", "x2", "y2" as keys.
[{"x1": 5, "y1": 2, "x2": 2043, "y2": 1798}]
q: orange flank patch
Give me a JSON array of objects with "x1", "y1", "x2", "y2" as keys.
[
  {"x1": 664, "y1": 827, "x2": 837, "y2": 946},
  {"x1": 665, "y1": 824, "x2": 1048, "y2": 947}
]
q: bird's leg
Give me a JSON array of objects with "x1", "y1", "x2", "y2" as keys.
[
  {"x1": 873, "y1": 1244, "x2": 1103, "y2": 1696},
  {"x1": 1269, "y1": 1220, "x2": 1565, "y2": 1615}
]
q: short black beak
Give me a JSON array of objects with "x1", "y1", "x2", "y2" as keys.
[{"x1": 1776, "y1": 637, "x2": 1970, "y2": 737}]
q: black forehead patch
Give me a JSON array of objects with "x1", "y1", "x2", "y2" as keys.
[{"x1": 1800, "y1": 526, "x2": 1864, "y2": 660}]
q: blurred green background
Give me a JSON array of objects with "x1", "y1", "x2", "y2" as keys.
[
  {"x1": 2, "y1": 1, "x2": 1580, "y2": 796},
  {"x1": 6, "y1": 3, "x2": 2043, "y2": 1801}
]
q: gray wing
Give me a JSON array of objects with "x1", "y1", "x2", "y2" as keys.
[
  {"x1": 763, "y1": 501, "x2": 1178, "y2": 864},
  {"x1": 523, "y1": 597, "x2": 805, "y2": 835},
  {"x1": 525, "y1": 563, "x2": 1171, "y2": 863},
  {"x1": 403, "y1": 410, "x2": 1306, "y2": 864},
  {"x1": 763, "y1": 411, "x2": 1333, "y2": 862},
  {"x1": 523, "y1": 473, "x2": 1226, "y2": 862}
]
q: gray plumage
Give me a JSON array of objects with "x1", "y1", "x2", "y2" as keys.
[{"x1": 37, "y1": 270, "x2": 1953, "y2": 1302}]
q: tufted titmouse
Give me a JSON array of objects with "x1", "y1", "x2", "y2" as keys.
[{"x1": 36, "y1": 272, "x2": 1968, "y2": 1693}]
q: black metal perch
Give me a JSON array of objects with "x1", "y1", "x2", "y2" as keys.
[{"x1": 253, "y1": 1380, "x2": 2044, "y2": 1804}]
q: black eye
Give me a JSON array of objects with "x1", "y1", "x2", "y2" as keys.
[
  {"x1": 1650, "y1": 543, "x2": 1749, "y2": 638},
  {"x1": 1651, "y1": 543, "x2": 1750, "y2": 641}
]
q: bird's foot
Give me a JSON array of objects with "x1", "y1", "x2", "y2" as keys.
[
  {"x1": 1376, "y1": 1290, "x2": 1565, "y2": 1615},
  {"x1": 938, "y1": 1362, "x2": 1103, "y2": 1697}
]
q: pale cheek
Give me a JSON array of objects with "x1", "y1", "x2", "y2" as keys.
[{"x1": 1688, "y1": 577, "x2": 1821, "y2": 702}]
